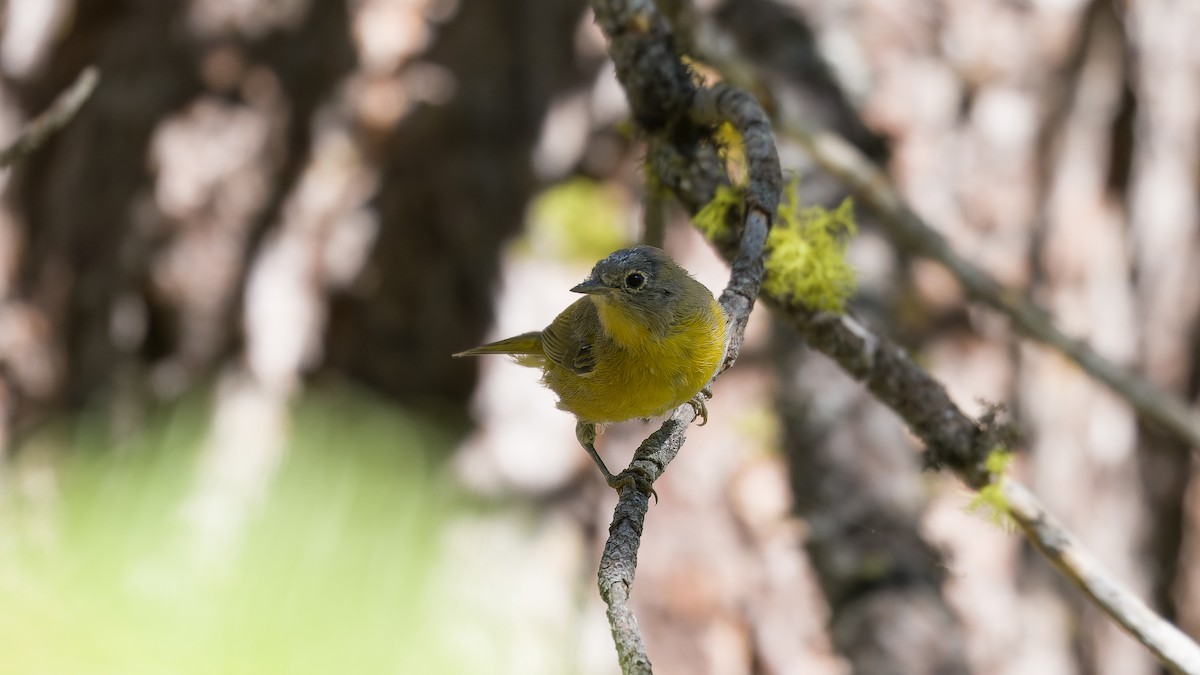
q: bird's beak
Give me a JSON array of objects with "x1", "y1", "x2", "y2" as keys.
[{"x1": 570, "y1": 278, "x2": 612, "y2": 295}]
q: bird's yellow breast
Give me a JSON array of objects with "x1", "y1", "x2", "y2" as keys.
[{"x1": 544, "y1": 296, "x2": 726, "y2": 424}]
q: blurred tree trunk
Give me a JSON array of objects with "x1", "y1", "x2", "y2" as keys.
[
  {"x1": 325, "y1": 0, "x2": 592, "y2": 414},
  {"x1": 1126, "y1": 0, "x2": 1200, "y2": 643},
  {"x1": 0, "y1": 0, "x2": 357, "y2": 441},
  {"x1": 716, "y1": 4, "x2": 972, "y2": 672},
  {"x1": 1016, "y1": 3, "x2": 1156, "y2": 673},
  {"x1": 771, "y1": 0, "x2": 1198, "y2": 672},
  {"x1": 3, "y1": 0, "x2": 201, "y2": 433},
  {"x1": 0, "y1": 0, "x2": 593, "y2": 442},
  {"x1": 777, "y1": 327, "x2": 972, "y2": 675},
  {"x1": 0, "y1": 0, "x2": 596, "y2": 562}
]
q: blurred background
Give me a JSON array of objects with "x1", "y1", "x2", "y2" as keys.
[{"x1": 0, "y1": 0, "x2": 1197, "y2": 673}]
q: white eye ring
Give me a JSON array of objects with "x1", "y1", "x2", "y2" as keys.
[{"x1": 625, "y1": 272, "x2": 645, "y2": 289}]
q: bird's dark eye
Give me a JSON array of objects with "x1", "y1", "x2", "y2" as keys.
[{"x1": 625, "y1": 272, "x2": 645, "y2": 289}]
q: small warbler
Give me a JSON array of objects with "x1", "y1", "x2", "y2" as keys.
[{"x1": 455, "y1": 245, "x2": 726, "y2": 490}]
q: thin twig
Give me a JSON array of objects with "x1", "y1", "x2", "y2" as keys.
[
  {"x1": 1003, "y1": 479, "x2": 1200, "y2": 674},
  {"x1": 0, "y1": 67, "x2": 99, "y2": 168},
  {"x1": 769, "y1": 279, "x2": 1200, "y2": 675},
  {"x1": 588, "y1": 1, "x2": 781, "y2": 672}
]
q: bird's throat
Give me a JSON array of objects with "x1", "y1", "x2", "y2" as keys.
[{"x1": 592, "y1": 296, "x2": 656, "y2": 350}]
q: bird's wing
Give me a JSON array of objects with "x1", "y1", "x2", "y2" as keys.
[{"x1": 541, "y1": 297, "x2": 602, "y2": 375}]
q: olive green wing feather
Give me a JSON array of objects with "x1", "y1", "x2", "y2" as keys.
[{"x1": 540, "y1": 297, "x2": 603, "y2": 375}]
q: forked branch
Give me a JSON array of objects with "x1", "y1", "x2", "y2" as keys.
[{"x1": 587, "y1": 2, "x2": 780, "y2": 673}]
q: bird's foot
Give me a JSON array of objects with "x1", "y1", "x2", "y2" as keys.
[
  {"x1": 688, "y1": 388, "x2": 712, "y2": 426},
  {"x1": 606, "y1": 465, "x2": 658, "y2": 504},
  {"x1": 578, "y1": 420, "x2": 657, "y2": 503}
]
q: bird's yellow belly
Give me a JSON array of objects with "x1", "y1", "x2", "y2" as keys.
[{"x1": 545, "y1": 307, "x2": 725, "y2": 424}]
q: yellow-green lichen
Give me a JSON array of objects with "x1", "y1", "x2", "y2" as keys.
[
  {"x1": 763, "y1": 180, "x2": 857, "y2": 312},
  {"x1": 966, "y1": 446, "x2": 1017, "y2": 532},
  {"x1": 715, "y1": 122, "x2": 746, "y2": 183},
  {"x1": 693, "y1": 184, "x2": 742, "y2": 240},
  {"x1": 983, "y1": 445, "x2": 1014, "y2": 475},
  {"x1": 694, "y1": 179, "x2": 858, "y2": 312}
]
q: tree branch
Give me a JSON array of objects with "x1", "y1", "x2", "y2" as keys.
[
  {"x1": 683, "y1": 7, "x2": 1200, "y2": 452},
  {"x1": 588, "y1": 1, "x2": 780, "y2": 673},
  {"x1": 1003, "y1": 479, "x2": 1200, "y2": 674},
  {"x1": 0, "y1": 67, "x2": 99, "y2": 168},
  {"x1": 654, "y1": 111, "x2": 1200, "y2": 675},
  {"x1": 781, "y1": 117, "x2": 1200, "y2": 451},
  {"x1": 658, "y1": 18, "x2": 1200, "y2": 669},
  {"x1": 590, "y1": 2, "x2": 1200, "y2": 673}
]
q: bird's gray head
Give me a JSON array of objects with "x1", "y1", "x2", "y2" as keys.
[{"x1": 570, "y1": 245, "x2": 698, "y2": 332}]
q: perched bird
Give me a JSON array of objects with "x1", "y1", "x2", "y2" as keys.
[{"x1": 455, "y1": 245, "x2": 726, "y2": 490}]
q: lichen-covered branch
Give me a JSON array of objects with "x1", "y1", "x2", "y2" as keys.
[
  {"x1": 783, "y1": 118, "x2": 1200, "y2": 451},
  {"x1": 652, "y1": 125, "x2": 1200, "y2": 675},
  {"x1": 686, "y1": 6, "x2": 1200, "y2": 452},
  {"x1": 591, "y1": 1, "x2": 1200, "y2": 673},
  {"x1": 684, "y1": 3, "x2": 1200, "y2": 456},
  {"x1": 588, "y1": 1, "x2": 780, "y2": 673},
  {"x1": 778, "y1": 306, "x2": 993, "y2": 482},
  {"x1": 0, "y1": 67, "x2": 99, "y2": 168}
]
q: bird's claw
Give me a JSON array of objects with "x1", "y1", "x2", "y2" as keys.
[
  {"x1": 606, "y1": 466, "x2": 658, "y2": 504},
  {"x1": 688, "y1": 389, "x2": 712, "y2": 426}
]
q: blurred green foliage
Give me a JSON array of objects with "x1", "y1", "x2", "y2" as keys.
[
  {"x1": 0, "y1": 388, "x2": 484, "y2": 674},
  {"x1": 522, "y1": 177, "x2": 630, "y2": 262}
]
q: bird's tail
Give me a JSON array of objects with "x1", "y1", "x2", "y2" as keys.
[{"x1": 453, "y1": 332, "x2": 542, "y2": 357}]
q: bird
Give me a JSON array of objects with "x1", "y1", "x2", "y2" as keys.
[{"x1": 454, "y1": 245, "x2": 726, "y2": 491}]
